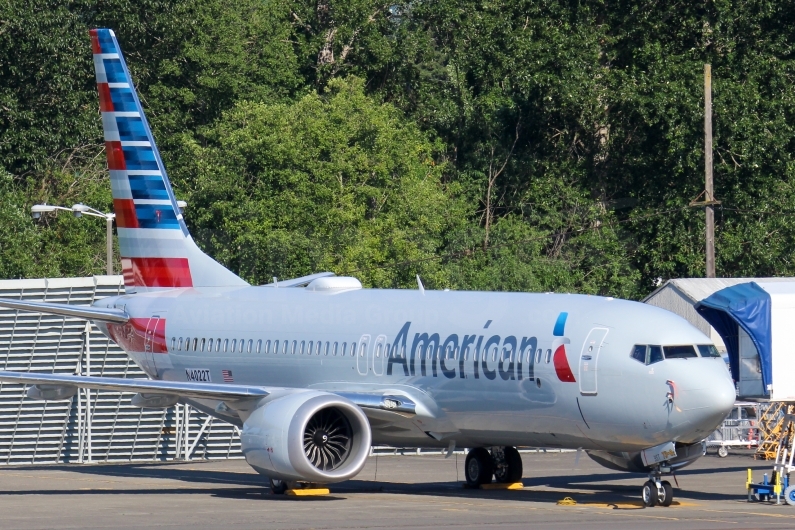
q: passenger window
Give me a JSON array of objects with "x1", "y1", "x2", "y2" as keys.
[
  {"x1": 300, "y1": 341, "x2": 305, "y2": 355},
  {"x1": 256, "y1": 339, "x2": 262, "y2": 354},
  {"x1": 247, "y1": 339, "x2": 253, "y2": 353},
  {"x1": 264, "y1": 340, "x2": 270, "y2": 354},
  {"x1": 185, "y1": 337, "x2": 191, "y2": 351},
  {"x1": 170, "y1": 337, "x2": 175, "y2": 350},
  {"x1": 350, "y1": 343, "x2": 357, "y2": 357},
  {"x1": 291, "y1": 340, "x2": 296, "y2": 354},
  {"x1": 325, "y1": 341, "x2": 330, "y2": 356},
  {"x1": 463, "y1": 346, "x2": 469, "y2": 361},
  {"x1": 697, "y1": 344, "x2": 722, "y2": 358},
  {"x1": 663, "y1": 345, "x2": 697, "y2": 359},
  {"x1": 535, "y1": 349, "x2": 542, "y2": 364},
  {"x1": 545, "y1": 349, "x2": 552, "y2": 363},
  {"x1": 385, "y1": 344, "x2": 390, "y2": 357},
  {"x1": 231, "y1": 339, "x2": 237, "y2": 353},
  {"x1": 177, "y1": 338, "x2": 183, "y2": 351},
  {"x1": 649, "y1": 345, "x2": 664, "y2": 364},
  {"x1": 273, "y1": 340, "x2": 279, "y2": 354},
  {"x1": 192, "y1": 338, "x2": 198, "y2": 351},
  {"x1": 631, "y1": 345, "x2": 647, "y2": 364},
  {"x1": 342, "y1": 342, "x2": 347, "y2": 356},
  {"x1": 334, "y1": 342, "x2": 339, "y2": 356},
  {"x1": 282, "y1": 341, "x2": 287, "y2": 354}
]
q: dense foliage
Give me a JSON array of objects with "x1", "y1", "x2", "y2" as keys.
[{"x1": 1, "y1": 1, "x2": 794, "y2": 298}]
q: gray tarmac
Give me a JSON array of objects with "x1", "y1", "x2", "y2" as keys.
[{"x1": 0, "y1": 449, "x2": 792, "y2": 529}]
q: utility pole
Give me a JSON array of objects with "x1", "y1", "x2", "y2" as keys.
[{"x1": 704, "y1": 64, "x2": 716, "y2": 278}]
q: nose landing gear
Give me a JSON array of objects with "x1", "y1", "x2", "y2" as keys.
[{"x1": 641, "y1": 466, "x2": 674, "y2": 507}]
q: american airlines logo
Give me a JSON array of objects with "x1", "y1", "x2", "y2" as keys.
[{"x1": 385, "y1": 313, "x2": 576, "y2": 383}]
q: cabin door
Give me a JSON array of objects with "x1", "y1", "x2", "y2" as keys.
[
  {"x1": 144, "y1": 313, "x2": 165, "y2": 376},
  {"x1": 579, "y1": 328, "x2": 608, "y2": 395}
]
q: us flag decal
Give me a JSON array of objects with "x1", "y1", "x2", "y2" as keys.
[{"x1": 221, "y1": 369, "x2": 234, "y2": 383}]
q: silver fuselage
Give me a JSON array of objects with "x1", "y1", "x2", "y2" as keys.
[{"x1": 96, "y1": 286, "x2": 735, "y2": 452}]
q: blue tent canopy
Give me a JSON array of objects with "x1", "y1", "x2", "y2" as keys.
[{"x1": 694, "y1": 282, "x2": 772, "y2": 394}]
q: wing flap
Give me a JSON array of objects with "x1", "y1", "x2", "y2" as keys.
[{"x1": 0, "y1": 298, "x2": 129, "y2": 324}]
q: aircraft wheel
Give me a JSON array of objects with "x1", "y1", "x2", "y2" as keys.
[
  {"x1": 717, "y1": 446, "x2": 728, "y2": 458},
  {"x1": 270, "y1": 478, "x2": 288, "y2": 494},
  {"x1": 659, "y1": 480, "x2": 674, "y2": 507},
  {"x1": 465, "y1": 447, "x2": 494, "y2": 486},
  {"x1": 641, "y1": 481, "x2": 658, "y2": 507},
  {"x1": 494, "y1": 446, "x2": 523, "y2": 483}
]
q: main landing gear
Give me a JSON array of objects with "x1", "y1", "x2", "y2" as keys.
[
  {"x1": 465, "y1": 446, "x2": 523, "y2": 487},
  {"x1": 641, "y1": 466, "x2": 674, "y2": 507}
]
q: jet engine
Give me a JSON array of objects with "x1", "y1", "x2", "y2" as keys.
[
  {"x1": 586, "y1": 441, "x2": 706, "y2": 473},
  {"x1": 241, "y1": 390, "x2": 371, "y2": 484}
]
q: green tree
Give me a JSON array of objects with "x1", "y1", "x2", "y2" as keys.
[{"x1": 175, "y1": 77, "x2": 467, "y2": 288}]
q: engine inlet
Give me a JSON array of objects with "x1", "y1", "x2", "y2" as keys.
[{"x1": 303, "y1": 407, "x2": 352, "y2": 471}]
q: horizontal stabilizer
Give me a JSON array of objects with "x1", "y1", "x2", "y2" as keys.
[
  {"x1": 0, "y1": 298, "x2": 129, "y2": 324},
  {"x1": 0, "y1": 371, "x2": 269, "y2": 402}
]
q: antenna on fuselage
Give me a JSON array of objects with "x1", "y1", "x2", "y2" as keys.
[{"x1": 416, "y1": 275, "x2": 425, "y2": 295}]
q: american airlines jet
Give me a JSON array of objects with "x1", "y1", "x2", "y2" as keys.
[{"x1": 0, "y1": 29, "x2": 735, "y2": 507}]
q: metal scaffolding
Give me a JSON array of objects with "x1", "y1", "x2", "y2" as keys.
[{"x1": 0, "y1": 276, "x2": 242, "y2": 465}]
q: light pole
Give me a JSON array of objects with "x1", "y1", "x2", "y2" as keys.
[
  {"x1": 32, "y1": 203, "x2": 116, "y2": 275},
  {"x1": 32, "y1": 201, "x2": 187, "y2": 276}
]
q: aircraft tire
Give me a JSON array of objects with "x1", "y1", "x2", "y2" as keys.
[
  {"x1": 659, "y1": 480, "x2": 673, "y2": 507},
  {"x1": 465, "y1": 448, "x2": 494, "y2": 486},
  {"x1": 494, "y1": 446, "x2": 523, "y2": 483},
  {"x1": 641, "y1": 481, "x2": 657, "y2": 507},
  {"x1": 270, "y1": 478, "x2": 288, "y2": 494}
]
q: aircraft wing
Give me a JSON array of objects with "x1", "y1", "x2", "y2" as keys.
[
  {"x1": 0, "y1": 298, "x2": 128, "y2": 324},
  {"x1": 0, "y1": 371, "x2": 416, "y2": 415},
  {"x1": 0, "y1": 371, "x2": 267, "y2": 401}
]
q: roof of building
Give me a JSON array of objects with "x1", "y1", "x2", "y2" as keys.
[{"x1": 642, "y1": 277, "x2": 795, "y2": 304}]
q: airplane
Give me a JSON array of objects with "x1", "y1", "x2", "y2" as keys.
[{"x1": 0, "y1": 28, "x2": 735, "y2": 507}]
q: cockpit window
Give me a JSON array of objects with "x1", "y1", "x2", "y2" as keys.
[
  {"x1": 631, "y1": 345, "x2": 647, "y2": 364},
  {"x1": 697, "y1": 344, "x2": 722, "y2": 358},
  {"x1": 630, "y1": 345, "x2": 663, "y2": 364},
  {"x1": 663, "y1": 345, "x2": 697, "y2": 359}
]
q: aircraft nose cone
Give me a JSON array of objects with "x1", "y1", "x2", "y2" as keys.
[{"x1": 677, "y1": 362, "x2": 736, "y2": 433}]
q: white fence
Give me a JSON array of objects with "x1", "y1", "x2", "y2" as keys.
[{"x1": 0, "y1": 276, "x2": 241, "y2": 465}]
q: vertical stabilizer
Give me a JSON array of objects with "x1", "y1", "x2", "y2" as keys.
[{"x1": 89, "y1": 29, "x2": 247, "y2": 292}]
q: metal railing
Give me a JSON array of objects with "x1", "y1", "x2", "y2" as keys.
[{"x1": 0, "y1": 276, "x2": 241, "y2": 465}]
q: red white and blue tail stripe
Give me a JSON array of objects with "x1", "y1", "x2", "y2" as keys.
[{"x1": 90, "y1": 29, "x2": 247, "y2": 292}]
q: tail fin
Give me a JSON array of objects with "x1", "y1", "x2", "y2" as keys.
[{"x1": 89, "y1": 29, "x2": 247, "y2": 292}]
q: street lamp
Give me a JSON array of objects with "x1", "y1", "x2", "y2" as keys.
[
  {"x1": 31, "y1": 201, "x2": 188, "y2": 276},
  {"x1": 31, "y1": 203, "x2": 115, "y2": 275}
]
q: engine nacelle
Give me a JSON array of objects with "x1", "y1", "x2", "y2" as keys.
[
  {"x1": 586, "y1": 441, "x2": 706, "y2": 473},
  {"x1": 241, "y1": 390, "x2": 371, "y2": 483},
  {"x1": 26, "y1": 384, "x2": 77, "y2": 400}
]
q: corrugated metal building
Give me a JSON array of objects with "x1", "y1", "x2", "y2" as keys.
[
  {"x1": 0, "y1": 276, "x2": 242, "y2": 465},
  {"x1": 642, "y1": 278, "x2": 794, "y2": 352}
]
